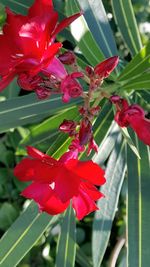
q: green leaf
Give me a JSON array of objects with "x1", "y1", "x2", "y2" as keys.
[
  {"x1": 93, "y1": 122, "x2": 120, "y2": 165},
  {"x1": 56, "y1": 206, "x2": 76, "y2": 267},
  {"x1": 0, "y1": 203, "x2": 18, "y2": 231},
  {"x1": 76, "y1": 245, "x2": 92, "y2": 267},
  {"x1": 127, "y1": 139, "x2": 150, "y2": 267},
  {"x1": 92, "y1": 136, "x2": 126, "y2": 267},
  {"x1": 0, "y1": 202, "x2": 59, "y2": 267},
  {"x1": 112, "y1": 0, "x2": 142, "y2": 56},
  {"x1": 121, "y1": 127, "x2": 141, "y2": 159},
  {"x1": 76, "y1": 0, "x2": 118, "y2": 57},
  {"x1": 120, "y1": 73, "x2": 150, "y2": 90},
  {"x1": 66, "y1": 0, "x2": 105, "y2": 66},
  {"x1": 0, "y1": 0, "x2": 31, "y2": 14},
  {"x1": 0, "y1": 79, "x2": 20, "y2": 100},
  {"x1": 0, "y1": 93, "x2": 80, "y2": 133},
  {"x1": 118, "y1": 43, "x2": 150, "y2": 81}
]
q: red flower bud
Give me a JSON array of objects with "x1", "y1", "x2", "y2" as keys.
[
  {"x1": 17, "y1": 74, "x2": 42, "y2": 91},
  {"x1": 35, "y1": 87, "x2": 51, "y2": 99},
  {"x1": 61, "y1": 74, "x2": 83, "y2": 103},
  {"x1": 94, "y1": 56, "x2": 119, "y2": 79},
  {"x1": 79, "y1": 119, "x2": 92, "y2": 145},
  {"x1": 59, "y1": 119, "x2": 77, "y2": 135},
  {"x1": 85, "y1": 66, "x2": 94, "y2": 77},
  {"x1": 58, "y1": 51, "x2": 76, "y2": 65}
]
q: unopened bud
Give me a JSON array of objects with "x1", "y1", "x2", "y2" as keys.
[
  {"x1": 85, "y1": 66, "x2": 94, "y2": 77},
  {"x1": 94, "y1": 56, "x2": 119, "y2": 79},
  {"x1": 58, "y1": 51, "x2": 76, "y2": 65},
  {"x1": 79, "y1": 119, "x2": 92, "y2": 145},
  {"x1": 35, "y1": 87, "x2": 51, "y2": 99},
  {"x1": 59, "y1": 119, "x2": 77, "y2": 135},
  {"x1": 18, "y1": 74, "x2": 42, "y2": 91}
]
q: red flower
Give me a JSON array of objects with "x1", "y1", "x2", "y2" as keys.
[
  {"x1": 111, "y1": 96, "x2": 150, "y2": 146},
  {"x1": 14, "y1": 146, "x2": 105, "y2": 220},
  {"x1": 0, "y1": 0, "x2": 81, "y2": 91}
]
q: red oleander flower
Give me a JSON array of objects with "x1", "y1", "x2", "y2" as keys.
[
  {"x1": 14, "y1": 146, "x2": 105, "y2": 220},
  {"x1": 111, "y1": 96, "x2": 150, "y2": 146},
  {"x1": 0, "y1": 0, "x2": 81, "y2": 91}
]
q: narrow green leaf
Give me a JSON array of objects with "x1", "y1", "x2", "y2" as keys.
[
  {"x1": 121, "y1": 73, "x2": 150, "y2": 90},
  {"x1": 76, "y1": 245, "x2": 93, "y2": 267},
  {"x1": 127, "y1": 139, "x2": 150, "y2": 267},
  {"x1": 56, "y1": 206, "x2": 76, "y2": 267},
  {"x1": 93, "y1": 122, "x2": 120, "y2": 165},
  {"x1": 0, "y1": 79, "x2": 20, "y2": 99},
  {"x1": 0, "y1": 202, "x2": 59, "y2": 267},
  {"x1": 121, "y1": 127, "x2": 141, "y2": 159},
  {"x1": 76, "y1": 0, "x2": 118, "y2": 57},
  {"x1": 0, "y1": 93, "x2": 80, "y2": 133},
  {"x1": 118, "y1": 43, "x2": 150, "y2": 81},
  {"x1": 112, "y1": 0, "x2": 142, "y2": 56},
  {"x1": 92, "y1": 136, "x2": 126, "y2": 267},
  {"x1": 66, "y1": 0, "x2": 105, "y2": 66},
  {"x1": 0, "y1": 0, "x2": 31, "y2": 14}
]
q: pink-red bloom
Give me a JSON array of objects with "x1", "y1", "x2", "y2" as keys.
[
  {"x1": 14, "y1": 146, "x2": 105, "y2": 220},
  {"x1": 111, "y1": 96, "x2": 150, "y2": 146},
  {"x1": 0, "y1": 0, "x2": 81, "y2": 91}
]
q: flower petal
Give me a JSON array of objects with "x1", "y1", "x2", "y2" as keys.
[
  {"x1": 66, "y1": 159, "x2": 106, "y2": 185},
  {"x1": 80, "y1": 181, "x2": 104, "y2": 200},
  {"x1": 129, "y1": 116, "x2": 150, "y2": 146},
  {"x1": 54, "y1": 167, "x2": 81, "y2": 202},
  {"x1": 52, "y1": 12, "x2": 82, "y2": 37},
  {"x1": 14, "y1": 158, "x2": 58, "y2": 183},
  {"x1": 28, "y1": 0, "x2": 54, "y2": 18},
  {"x1": 72, "y1": 188, "x2": 98, "y2": 220},
  {"x1": 41, "y1": 194, "x2": 69, "y2": 215},
  {"x1": 21, "y1": 182, "x2": 52, "y2": 205}
]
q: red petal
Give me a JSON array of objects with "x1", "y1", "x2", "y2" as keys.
[
  {"x1": 14, "y1": 158, "x2": 58, "y2": 183},
  {"x1": 55, "y1": 167, "x2": 81, "y2": 202},
  {"x1": 28, "y1": 0, "x2": 54, "y2": 18},
  {"x1": 80, "y1": 182, "x2": 104, "y2": 200},
  {"x1": 0, "y1": 73, "x2": 15, "y2": 92},
  {"x1": 72, "y1": 188, "x2": 98, "y2": 220},
  {"x1": 27, "y1": 146, "x2": 45, "y2": 159},
  {"x1": 21, "y1": 182, "x2": 53, "y2": 205},
  {"x1": 41, "y1": 194, "x2": 69, "y2": 215},
  {"x1": 66, "y1": 159, "x2": 106, "y2": 185},
  {"x1": 52, "y1": 12, "x2": 82, "y2": 37},
  {"x1": 129, "y1": 116, "x2": 150, "y2": 146}
]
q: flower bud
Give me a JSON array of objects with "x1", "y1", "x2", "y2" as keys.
[
  {"x1": 35, "y1": 87, "x2": 51, "y2": 99},
  {"x1": 61, "y1": 74, "x2": 83, "y2": 103},
  {"x1": 59, "y1": 119, "x2": 77, "y2": 135},
  {"x1": 79, "y1": 119, "x2": 92, "y2": 145},
  {"x1": 17, "y1": 73, "x2": 42, "y2": 91},
  {"x1": 94, "y1": 56, "x2": 119, "y2": 79},
  {"x1": 58, "y1": 51, "x2": 76, "y2": 65}
]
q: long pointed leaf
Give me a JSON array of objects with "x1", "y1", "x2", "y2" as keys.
[
  {"x1": 112, "y1": 0, "x2": 142, "y2": 56},
  {"x1": 127, "y1": 139, "x2": 150, "y2": 267},
  {"x1": 92, "y1": 136, "x2": 126, "y2": 267},
  {"x1": 56, "y1": 206, "x2": 76, "y2": 267},
  {"x1": 0, "y1": 202, "x2": 59, "y2": 267}
]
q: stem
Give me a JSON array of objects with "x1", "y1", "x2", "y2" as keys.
[{"x1": 108, "y1": 236, "x2": 126, "y2": 267}]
